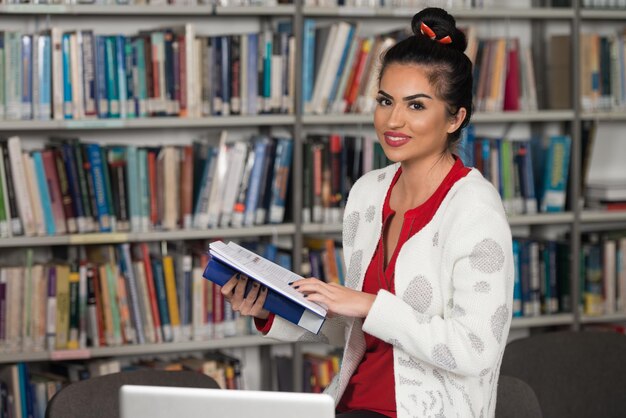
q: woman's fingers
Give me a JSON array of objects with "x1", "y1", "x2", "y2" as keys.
[
  {"x1": 238, "y1": 281, "x2": 261, "y2": 315},
  {"x1": 220, "y1": 275, "x2": 239, "y2": 297},
  {"x1": 250, "y1": 286, "x2": 269, "y2": 318}
]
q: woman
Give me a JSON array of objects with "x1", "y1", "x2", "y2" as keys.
[{"x1": 218, "y1": 7, "x2": 514, "y2": 418}]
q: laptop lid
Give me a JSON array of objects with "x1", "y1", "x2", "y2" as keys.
[{"x1": 119, "y1": 385, "x2": 335, "y2": 418}]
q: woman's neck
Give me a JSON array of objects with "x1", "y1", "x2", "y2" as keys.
[{"x1": 393, "y1": 153, "x2": 455, "y2": 210}]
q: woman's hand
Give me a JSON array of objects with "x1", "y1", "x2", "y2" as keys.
[
  {"x1": 291, "y1": 278, "x2": 376, "y2": 319},
  {"x1": 220, "y1": 274, "x2": 270, "y2": 320}
]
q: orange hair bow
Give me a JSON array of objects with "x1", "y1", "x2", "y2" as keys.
[{"x1": 420, "y1": 22, "x2": 452, "y2": 45}]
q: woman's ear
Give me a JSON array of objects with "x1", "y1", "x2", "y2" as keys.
[{"x1": 447, "y1": 107, "x2": 467, "y2": 134}]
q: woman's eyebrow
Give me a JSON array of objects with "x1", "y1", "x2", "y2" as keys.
[
  {"x1": 402, "y1": 93, "x2": 433, "y2": 101},
  {"x1": 377, "y1": 90, "x2": 433, "y2": 101}
]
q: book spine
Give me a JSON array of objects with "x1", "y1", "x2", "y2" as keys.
[
  {"x1": 87, "y1": 143, "x2": 111, "y2": 232},
  {"x1": 269, "y1": 138, "x2": 293, "y2": 224},
  {"x1": 2, "y1": 144, "x2": 22, "y2": 236},
  {"x1": 81, "y1": 31, "x2": 97, "y2": 117},
  {"x1": 151, "y1": 258, "x2": 172, "y2": 342},
  {"x1": 8, "y1": 137, "x2": 35, "y2": 236},
  {"x1": 94, "y1": 36, "x2": 109, "y2": 119},
  {"x1": 67, "y1": 266, "x2": 80, "y2": 349},
  {"x1": 32, "y1": 151, "x2": 56, "y2": 236},
  {"x1": 163, "y1": 255, "x2": 181, "y2": 341},
  {"x1": 119, "y1": 244, "x2": 146, "y2": 345}
]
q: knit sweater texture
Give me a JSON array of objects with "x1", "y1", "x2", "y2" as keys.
[{"x1": 263, "y1": 163, "x2": 514, "y2": 418}]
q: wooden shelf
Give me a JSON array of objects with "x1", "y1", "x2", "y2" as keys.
[
  {"x1": 0, "y1": 335, "x2": 282, "y2": 364},
  {"x1": 0, "y1": 224, "x2": 296, "y2": 248},
  {"x1": 302, "y1": 6, "x2": 574, "y2": 20},
  {"x1": 0, "y1": 115, "x2": 295, "y2": 132}
]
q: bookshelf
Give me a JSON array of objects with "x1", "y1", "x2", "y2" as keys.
[{"x1": 0, "y1": 0, "x2": 625, "y2": 404}]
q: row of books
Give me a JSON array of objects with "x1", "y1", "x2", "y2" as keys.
[
  {"x1": 512, "y1": 239, "x2": 571, "y2": 318},
  {"x1": 581, "y1": 232, "x2": 626, "y2": 317},
  {"x1": 458, "y1": 131, "x2": 572, "y2": 214},
  {"x1": 303, "y1": 238, "x2": 346, "y2": 286},
  {"x1": 0, "y1": 353, "x2": 243, "y2": 418},
  {"x1": 0, "y1": 133, "x2": 293, "y2": 238},
  {"x1": 273, "y1": 352, "x2": 340, "y2": 394},
  {"x1": 301, "y1": 20, "x2": 539, "y2": 115},
  {"x1": 580, "y1": 31, "x2": 626, "y2": 112},
  {"x1": 0, "y1": 0, "x2": 289, "y2": 4},
  {"x1": 0, "y1": 240, "x2": 294, "y2": 353},
  {"x1": 0, "y1": 243, "x2": 232, "y2": 353},
  {"x1": 302, "y1": 134, "x2": 389, "y2": 224},
  {"x1": 0, "y1": 23, "x2": 294, "y2": 121}
]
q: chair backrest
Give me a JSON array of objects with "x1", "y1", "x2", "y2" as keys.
[
  {"x1": 45, "y1": 370, "x2": 220, "y2": 418},
  {"x1": 501, "y1": 330, "x2": 626, "y2": 418},
  {"x1": 496, "y1": 375, "x2": 542, "y2": 418}
]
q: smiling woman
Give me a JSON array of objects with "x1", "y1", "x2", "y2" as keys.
[{"x1": 213, "y1": 7, "x2": 514, "y2": 418}]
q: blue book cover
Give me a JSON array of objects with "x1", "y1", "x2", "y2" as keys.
[
  {"x1": 105, "y1": 36, "x2": 120, "y2": 118},
  {"x1": 512, "y1": 239, "x2": 522, "y2": 317},
  {"x1": 32, "y1": 151, "x2": 56, "y2": 236},
  {"x1": 151, "y1": 257, "x2": 172, "y2": 342},
  {"x1": 59, "y1": 142, "x2": 85, "y2": 230},
  {"x1": 302, "y1": 19, "x2": 316, "y2": 112},
  {"x1": 247, "y1": 33, "x2": 258, "y2": 115},
  {"x1": 203, "y1": 252, "x2": 325, "y2": 334},
  {"x1": 243, "y1": 136, "x2": 270, "y2": 226},
  {"x1": 86, "y1": 143, "x2": 111, "y2": 232},
  {"x1": 61, "y1": 33, "x2": 73, "y2": 120},
  {"x1": 262, "y1": 30, "x2": 272, "y2": 112},
  {"x1": 268, "y1": 138, "x2": 293, "y2": 224},
  {"x1": 458, "y1": 124, "x2": 475, "y2": 167},
  {"x1": 94, "y1": 35, "x2": 108, "y2": 118},
  {"x1": 115, "y1": 35, "x2": 128, "y2": 119},
  {"x1": 540, "y1": 135, "x2": 571, "y2": 213}
]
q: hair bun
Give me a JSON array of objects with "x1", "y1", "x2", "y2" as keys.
[{"x1": 411, "y1": 7, "x2": 467, "y2": 53}]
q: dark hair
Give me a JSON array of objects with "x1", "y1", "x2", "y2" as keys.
[{"x1": 379, "y1": 7, "x2": 473, "y2": 152}]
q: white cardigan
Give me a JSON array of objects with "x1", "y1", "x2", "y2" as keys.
[{"x1": 264, "y1": 163, "x2": 514, "y2": 418}]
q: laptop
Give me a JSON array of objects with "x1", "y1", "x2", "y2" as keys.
[{"x1": 119, "y1": 385, "x2": 335, "y2": 418}]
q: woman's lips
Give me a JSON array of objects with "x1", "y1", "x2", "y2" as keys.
[{"x1": 383, "y1": 131, "x2": 411, "y2": 147}]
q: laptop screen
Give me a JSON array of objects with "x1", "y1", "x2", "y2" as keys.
[{"x1": 119, "y1": 385, "x2": 335, "y2": 418}]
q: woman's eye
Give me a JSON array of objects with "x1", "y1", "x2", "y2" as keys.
[
  {"x1": 376, "y1": 97, "x2": 392, "y2": 106},
  {"x1": 409, "y1": 102, "x2": 425, "y2": 110}
]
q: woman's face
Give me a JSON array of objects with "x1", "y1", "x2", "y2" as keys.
[{"x1": 374, "y1": 63, "x2": 464, "y2": 165}]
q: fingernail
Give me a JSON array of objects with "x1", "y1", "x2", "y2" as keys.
[
  {"x1": 288, "y1": 282, "x2": 294, "y2": 286},
  {"x1": 303, "y1": 294, "x2": 308, "y2": 298},
  {"x1": 253, "y1": 282, "x2": 259, "y2": 287},
  {"x1": 293, "y1": 286, "x2": 299, "y2": 290}
]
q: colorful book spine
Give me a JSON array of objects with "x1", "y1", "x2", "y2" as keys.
[{"x1": 32, "y1": 151, "x2": 56, "y2": 236}]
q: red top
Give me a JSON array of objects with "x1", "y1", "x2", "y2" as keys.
[{"x1": 336, "y1": 157, "x2": 470, "y2": 417}]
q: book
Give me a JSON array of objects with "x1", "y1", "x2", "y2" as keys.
[{"x1": 203, "y1": 241, "x2": 326, "y2": 334}]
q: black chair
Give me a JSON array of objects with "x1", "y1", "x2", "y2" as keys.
[
  {"x1": 496, "y1": 375, "x2": 542, "y2": 418},
  {"x1": 501, "y1": 330, "x2": 626, "y2": 418},
  {"x1": 45, "y1": 369, "x2": 220, "y2": 418}
]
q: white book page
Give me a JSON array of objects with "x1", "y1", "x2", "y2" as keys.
[{"x1": 209, "y1": 241, "x2": 327, "y2": 317}]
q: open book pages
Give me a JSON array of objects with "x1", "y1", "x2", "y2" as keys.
[{"x1": 209, "y1": 241, "x2": 328, "y2": 318}]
